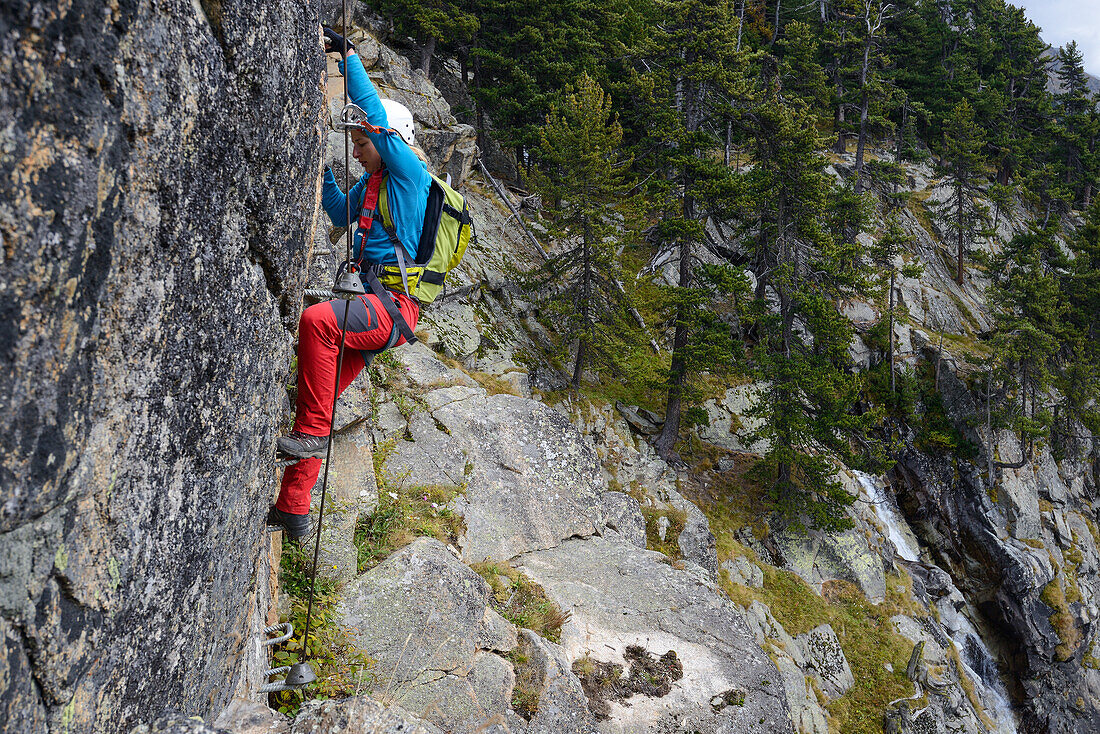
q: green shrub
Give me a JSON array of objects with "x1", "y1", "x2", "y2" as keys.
[{"x1": 272, "y1": 539, "x2": 375, "y2": 716}]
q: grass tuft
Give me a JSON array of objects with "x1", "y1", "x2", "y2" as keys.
[
  {"x1": 1040, "y1": 577, "x2": 1082, "y2": 661},
  {"x1": 507, "y1": 646, "x2": 541, "y2": 719},
  {"x1": 353, "y1": 470, "x2": 466, "y2": 572},
  {"x1": 471, "y1": 561, "x2": 570, "y2": 642},
  {"x1": 640, "y1": 506, "x2": 687, "y2": 560}
]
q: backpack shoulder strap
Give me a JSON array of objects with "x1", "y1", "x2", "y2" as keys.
[{"x1": 376, "y1": 175, "x2": 415, "y2": 298}]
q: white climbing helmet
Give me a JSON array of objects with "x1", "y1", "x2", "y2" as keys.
[{"x1": 381, "y1": 99, "x2": 416, "y2": 147}]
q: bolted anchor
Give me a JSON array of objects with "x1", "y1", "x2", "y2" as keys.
[{"x1": 258, "y1": 662, "x2": 318, "y2": 694}]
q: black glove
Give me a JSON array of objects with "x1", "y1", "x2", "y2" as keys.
[{"x1": 323, "y1": 27, "x2": 353, "y2": 56}]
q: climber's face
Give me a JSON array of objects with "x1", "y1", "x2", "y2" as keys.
[{"x1": 351, "y1": 131, "x2": 382, "y2": 173}]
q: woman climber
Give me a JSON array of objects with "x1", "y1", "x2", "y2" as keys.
[{"x1": 268, "y1": 27, "x2": 430, "y2": 539}]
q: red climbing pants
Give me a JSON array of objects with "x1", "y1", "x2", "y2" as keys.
[{"x1": 276, "y1": 291, "x2": 419, "y2": 514}]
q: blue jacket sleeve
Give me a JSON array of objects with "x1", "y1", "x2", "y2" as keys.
[
  {"x1": 321, "y1": 168, "x2": 368, "y2": 227},
  {"x1": 343, "y1": 52, "x2": 428, "y2": 187}
]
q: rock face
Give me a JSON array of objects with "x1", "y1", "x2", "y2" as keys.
[
  {"x1": 796, "y1": 625, "x2": 854, "y2": 701},
  {"x1": 378, "y1": 347, "x2": 605, "y2": 562},
  {"x1": 517, "y1": 535, "x2": 793, "y2": 733},
  {"x1": 599, "y1": 491, "x2": 647, "y2": 548},
  {"x1": 139, "y1": 697, "x2": 443, "y2": 734},
  {"x1": 890, "y1": 355, "x2": 1100, "y2": 733},
  {"x1": 0, "y1": 2, "x2": 324, "y2": 731},
  {"x1": 337, "y1": 538, "x2": 524, "y2": 734}
]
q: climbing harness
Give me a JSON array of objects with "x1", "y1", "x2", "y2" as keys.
[{"x1": 265, "y1": 0, "x2": 363, "y2": 695}]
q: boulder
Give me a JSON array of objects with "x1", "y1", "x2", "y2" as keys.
[
  {"x1": 772, "y1": 525, "x2": 888, "y2": 604},
  {"x1": 290, "y1": 697, "x2": 443, "y2": 734},
  {"x1": 393, "y1": 341, "x2": 478, "y2": 390},
  {"x1": 676, "y1": 501, "x2": 720, "y2": 576},
  {"x1": 213, "y1": 701, "x2": 289, "y2": 734},
  {"x1": 516, "y1": 630, "x2": 598, "y2": 734},
  {"x1": 421, "y1": 301, "x2": 483, "y2": 362},
  {"x1": 615, "y1": 402, "x2": 661, "y2": 435},
  {"x1": 517, "y1": 536, "x2": 792, "y2": 733},
  {"x1": 849, "y1": 334, "x2": 873, "y2": 370},
  {"x1": 796, "y1": 625, "x2": 854, "y2": 701},
  {"x1": 699, "y1": 383, "x2": 769, "y2": 453},
  {"x1": 499, "y1": 371, "x2": 532, "y2": 399},
  {"x1": 740, "y1": 602, "x2": 834, "y2": 734},
  {"x1": 418, "y1": 125, "x2": 478, "y2": 189},
  {"x1": 599, "y1": 491, "x2": 647, "y2": 549},
  {"x1": 386, "y1": 388, "x2": 605, "y2": 562},
  {"x1": 337, "y1": 538, "x2": 518, "y2": 733},
  {"x1": 742, "y1": 601, "x2": 804, "y2": 665},
  {"x1": 722, "y1": 557, "x2": 764, "y2": 589},
  {"x1": 130, "y1": 712, "x2": 228, "y2": 734},
  {"x1": 774, "y1": 657, "x2": 829, "y2": 734}
]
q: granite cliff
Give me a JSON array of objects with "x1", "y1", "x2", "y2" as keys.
[{"x1": 1, "y1": 2, "x2": 323, "y2": 731}]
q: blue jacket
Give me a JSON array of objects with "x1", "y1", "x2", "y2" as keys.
[{"x1": 321, "y1": 52, "x2": 431, "y2": 269}]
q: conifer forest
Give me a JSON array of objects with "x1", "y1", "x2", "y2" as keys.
[{"x1": 380, "y1": 0, "x2": 1100, "y2": 527}]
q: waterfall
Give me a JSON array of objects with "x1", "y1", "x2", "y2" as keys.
[
  {"x1": 853, "y1": 471, "x2": 1019, "y2": 732},
  {"x1": 949, "y1": 617, "x2": 1019, "y2": 733},
  {"x1": 854, "y1": 471, "x2": 921, "y2": 562}
]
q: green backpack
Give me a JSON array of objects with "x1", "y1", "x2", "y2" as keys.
[{"x1": 375, "y1": 172, "x2": 473, "y2": 305}]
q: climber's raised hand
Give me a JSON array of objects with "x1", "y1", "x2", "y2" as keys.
[{"x1": 323, "y1": 27, "x2": 353, "y2": 56}]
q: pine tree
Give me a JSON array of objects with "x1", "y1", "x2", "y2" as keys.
[
  {"x1": 642, "y1": 0, "x2": 745, "y2": 460},
  {"x1": 1052, "y1": 42, "x2": 1100, "y2": 207},
  {"x1": 375, "y1": 0, "x2": 479, "y2": 73},
  {"x1": 935, "y1": 100, "x2": 990, "y2": 285},
  {"x1": 739, "y1": 53, "x2": 884, "y2": 530},
  {"x1": 841, "y1": 0, "x2": 895, "y2": 192},
  {"x1": 987, "y1": 224, "x2": 1065, "y2": 466},
  {"x1": 980, "y1": 4, "x2": 1048, "y2": 188},
  {"x1": 869, "y1": 212, "x2": 922, "y2": 396},
  {"x1": 1057, "y1": 199, "x2": 1100, "y2": 448},
  {"x1": 529, "y1": 73, "x2": 640, "y2": 386},
  {"x1": 468, "y1": 0, "x2": 644, "y2": 171}
]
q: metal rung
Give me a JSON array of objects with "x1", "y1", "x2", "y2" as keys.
[
  {"x1": 259, "y1": 662, "x2": 318, "y2": 693},
  {"x1": 275, "y1": 457, "x2": 300, "y2": 468},
  {"x1": 262, "y1": 623, "x2": 293, "y2": 647},
  {"x1": 304, "y1": 289, "x2": 337, "y2": 301},
  {"x1": 259, "y1": 666, "x2": 292, "y2": 694}
]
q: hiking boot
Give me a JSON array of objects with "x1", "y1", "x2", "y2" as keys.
[
  {"x1": 277, "y1": 430, "x2": 329, "y2": 459},
  {"x1": 267, "y1": 506, "x2": 312, "y2": 540}
]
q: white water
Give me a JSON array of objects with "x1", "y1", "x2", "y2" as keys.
[
  {"x1": 854, "y1": 471, "x2": 921, "y2": 562},
  {"x1": 948, "y1": 616, "x2": 1019, "y2": 733},
  {"x1": 853, "y1": 471, "x2": 1018, "y2": 732}
]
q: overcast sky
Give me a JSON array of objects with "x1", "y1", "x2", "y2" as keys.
[{"x1": 1015, "y1": 0, "x2": 1100, "y2": 75}]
